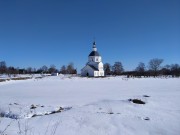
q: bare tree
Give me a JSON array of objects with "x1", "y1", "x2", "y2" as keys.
[
  {"x1": 112, "y1": 62, "x2": 124, "y2": 75},
  {"x1": 26, "y1": 67, "x2": 33, "y2": 74},
  {"x1": 41, "y1": 65, "x2": 48, "y2": 73},
  {"x1": 60, "y1": 65, "x2": 66, "y2": 74},
  {"x1": 48, "y1": 65, "x2": 57, "y2": 74},
  {"x1": 148, "y1": 58, "x2": 163, "y2": 76},
  {"x1": 66, "y1": 63, "x2": 76, "y2": 74},
  {"x1": 7, "y1": 66, "x2": 18, "y2": 75},
  {"x1": 136, "y1": 62, "x2": 145, "y2": 72},
  {"x1": 0, "y1": 61, "x2": 7, "y2": 74},
  {"x1": 171, "y1": 64, "x2": 180, "y2": 77},
  {"x1": 104, "y1": 63, "x2": 111, "y2": 75},
  {"x1": 135, "y1": 62, "x2": 146, "y2": 76},
  {"x1": 160, "y1": 64, "x2": 171, "y2": 76}
]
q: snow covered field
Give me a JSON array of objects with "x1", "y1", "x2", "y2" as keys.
[{"x1": 0, "y1": 76, "x2": 180, "y2": 135}]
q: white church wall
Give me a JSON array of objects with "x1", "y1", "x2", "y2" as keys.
[
  {"x1": 88, "y1": 69, "x2": 94, "y2": 77},
  {"x1": 98, "y1": 71, "x2": 104, "y2": 76},
  {"x1": 98, "y1": 62, "x2": 104, "y2": 70},
  {"x1": 95, "y1": 71, "x2": 100, "y2": 77},
  {"x1": 94, "y1": 56, "x2": 101, "y2": 62},
  {"x1": 89, "y1": 56, "x2": 102, "y2": 63},
  {"x1": 81, "y1": 66, "x2": 95, "y2": 77}
]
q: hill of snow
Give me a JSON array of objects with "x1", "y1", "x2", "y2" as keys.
[{"x1": 0, "y1": 76, "x2": 180, "y2": 135}]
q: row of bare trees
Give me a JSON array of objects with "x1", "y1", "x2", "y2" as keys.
[
  {"x1": 59, "y1": 63, "x2": 77, "y2": 74},
  {"x1": 1, "y1": 58, "x2": 180, "y2": 77},
  {"x1": 104, "y1": 62, "x2": 124, "y2": 75},
  {"x1": 0, "y1": 61, "x2": 77, "y2": 75},
  {"x1": 131, "y1": 58, "x2": 180, "y2": 77},
  {"x1": 104, "y1": 59, "x2": 180, "y2": 77}
]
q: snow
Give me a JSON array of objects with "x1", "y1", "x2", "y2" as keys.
[{"x1": 0, "y1": 76, "x2": 180, "y2": 135}]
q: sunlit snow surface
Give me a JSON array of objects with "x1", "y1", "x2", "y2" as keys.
[{"x1": 0, "y1": 75, "x2": 180, "y2": 135}]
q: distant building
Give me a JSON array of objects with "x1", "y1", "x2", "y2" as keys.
[{"x1": 81, "y1": 41, "x2": 104, "y2": 77}]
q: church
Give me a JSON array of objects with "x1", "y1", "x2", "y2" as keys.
[{"x1": 81, "y1": 41, "x2": 104, "y2": 77}]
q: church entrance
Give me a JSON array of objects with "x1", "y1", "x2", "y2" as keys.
[{"x1": 86, "y1": 73, "x2": 89, "y2": 77}]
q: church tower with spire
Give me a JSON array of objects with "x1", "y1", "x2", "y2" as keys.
[{"x1": 81, "y1": 41, "x2": 104, "y2": 77}]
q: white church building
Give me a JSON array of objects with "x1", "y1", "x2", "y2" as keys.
[{"x1": 81, "y1": 41, "x2": 104, "y2": 77}]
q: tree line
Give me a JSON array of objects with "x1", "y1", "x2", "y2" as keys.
[
  {"x1": 0, "y1": 58, "x2": 180, "y2": 77},
  {"x1": 0, "y1": 61, "x2": 77, "y2": 75},
  {"x1": 104, "y1": 58, "x2": 180, "y2": 77}
]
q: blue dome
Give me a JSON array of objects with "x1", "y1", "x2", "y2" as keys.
[{"x1": 89, "y1": 51, "x2": 100, "y2": 56}]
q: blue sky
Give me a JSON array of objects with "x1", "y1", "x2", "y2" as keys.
[{"x1": 0, "y1": 0, "x2": 180, "y2": 71}]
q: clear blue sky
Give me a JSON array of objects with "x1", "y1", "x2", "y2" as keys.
[{"x1": 0, "y1": 0, "x2": 180, "y2": 71}]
